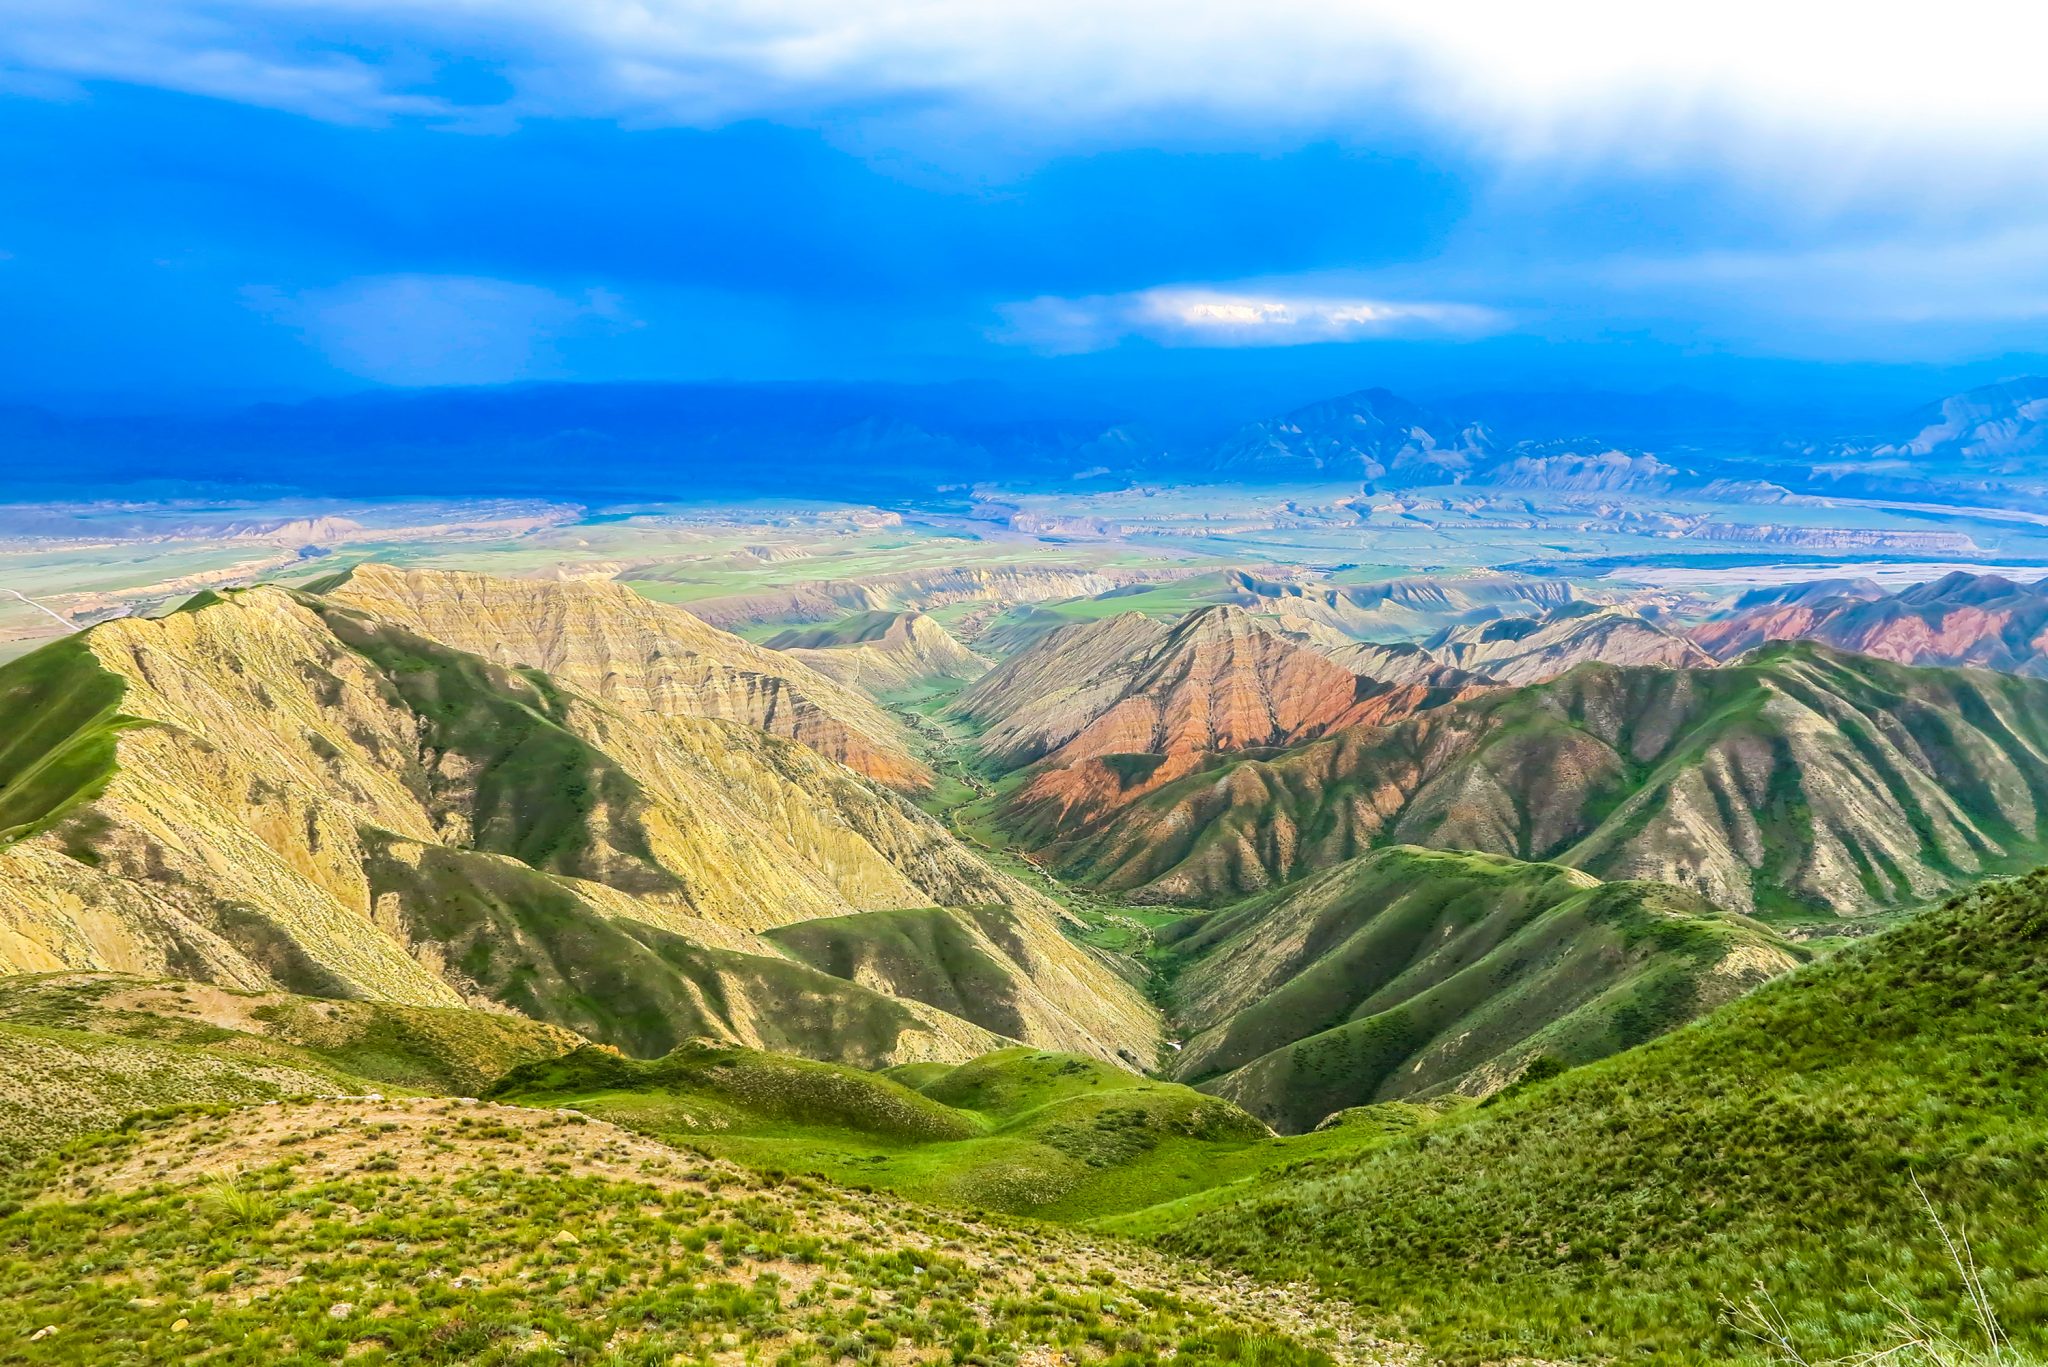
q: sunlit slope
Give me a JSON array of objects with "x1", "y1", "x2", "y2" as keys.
[
  {"x1": 0, "y1": 584, "x2": 1156, "y2": 1066},
  {"x1": 0, "y1": 1095, "x2": 1373, "y2": 1367},
  {"x1": 491, "y1": 1043, "x2": 1296, "y2": 1221},
  {"x1": 0, "y1": 970, "x2": 582, "y2": 1163},
  {"x1": 1159, "y1": 847, "x2": 1800, "y2": 1131},
  {"x1": 319, "y1": 562, "x2": 933, "y2": 789},
  {"x1": 1021, "y1": 643, "x2": 2048, "y2": 916},
  {"x1": 1141, "y1": 868, "x2": 2048, "y2": 1364}
]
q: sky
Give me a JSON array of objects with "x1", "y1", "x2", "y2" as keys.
[{"x1": 3, "y1": 1, "x2": 2047, "y2": 413}]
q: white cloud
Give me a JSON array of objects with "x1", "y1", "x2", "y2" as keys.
[
  {"x1": 246, "y1": 274, "x2": 633, "y2": 384},
  {"x1": 6, "y1": 1, "x2": 2046, "y2": 189},
  {"x1": 996, "y1": 285, "x2": 1505, "y2": 352}
]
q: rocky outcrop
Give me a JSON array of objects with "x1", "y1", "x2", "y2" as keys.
[
  {"x1": 320, "y1": 563, "x2": 930, "y2": 790},
  {"x1": 973, "y1": 606, "x2": 1483, "y2": 838}
]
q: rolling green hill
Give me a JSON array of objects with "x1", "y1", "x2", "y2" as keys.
[
  {"x1": 1012, "y1": 642, "x2": 2048, "y2": 918},
  {"x1": 0, "y1": 971, "x2": 583, "y2": 1163},
  {"x1": 490, "y1": 1043, "x2": 1397, "y2": 1222},
  {"x1": 0, "y1": 1094, "x2": 1359, "y2": 1367},
  {"x1": 1132, "y1": 867, "x2": 2048, "y2": 1364},
  {"x1": 1158, "y1": 847, "x2": 1802, "y2": 1131}
]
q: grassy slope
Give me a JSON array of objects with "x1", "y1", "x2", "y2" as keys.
[
  {"x1": 491, "y1": 1044, "x2": 1396, "y2": 1223},
  {"x1": 1159, "y1": 847, "x2": 1802, "y2": 1131},
  {"x1": 310, "y1": 599, "x2": 683, "y2": 894},
  {"x1": 763, "y1": 906, "x2": 1034, "y2": 1043},
  {"x1": 0, "y1": 1097, "x2": 1353, "y2": 1367},
  {"x1": 0, "y1": 633, "x2": 140, "y2": 850},
  {"x1": 0, "y1": 972, "x2": 585, "y2": 1164},
  {"x1": 362, "y1": 835, "x2": 936, "y2": 1063},
  {"x1": 1135, "y1": 868, "x2": 2048, "y2": 1365},
  {"x1": 0, "y1": 973, "x2": 580, "y2": 1096}
]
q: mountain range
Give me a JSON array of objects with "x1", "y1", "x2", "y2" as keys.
[
  {"x1": 1695, "y1": 569, "x2": 2048, "y2": 678},
  {"x1": 0, "y1": 566, "x2": 1157, "y2": 1067},
  {"x1": 11, "y1": 375, "x2": 2047, "y2": 504},
  {"x1": 1000, "y1": 642, "x2": 2048, "y2": 915}
]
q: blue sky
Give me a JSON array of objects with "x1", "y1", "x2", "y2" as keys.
[{"x1": 3, "y1": 1, "x2": 2046, "y2": 410}]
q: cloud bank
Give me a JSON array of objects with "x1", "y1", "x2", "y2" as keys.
[{"x1": 998, "y1": 286, "x2": 1505, "y2": 352}]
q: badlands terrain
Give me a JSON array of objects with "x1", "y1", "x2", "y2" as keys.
[{"x1": 4, "y1": 468, "x2": 2048, "y2": 1365}]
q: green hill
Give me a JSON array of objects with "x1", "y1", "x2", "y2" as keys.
[
  {"x1": 0, "y1": 972, "x2": 583, "y2": 1163},
  {"x1": 1130, "y1": 867, "x2": 2048, "y2": 1364},
  {"x1": 1159, "y1": 847, "x2": 1803, "y2": 1131},
  {"x1": 1015, "y1": 642, "x2": 2048, "y2": 919},
  {"x1": 489, "y1": 1043, "x2": 1396, "y2": 1221},
  {"x1": 0, "y1": 1095, "x2": 1354, "y2": 1367}
]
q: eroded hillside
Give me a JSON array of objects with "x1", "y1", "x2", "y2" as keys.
[{"x1": 0, "y1": 577, "x2": 1157, "y2": 1068}]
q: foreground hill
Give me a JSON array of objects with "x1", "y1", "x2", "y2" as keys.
[
  {"x1": 1695, "y1": 570, "x2": 2048, "y2": 678},
  {"x1": 0, "y1": 1094, "x2": 1392, "y2": 1367},
  {"x1": 1013, "y1": 643, "x2": 2048, "y2": 916},
  {"x1": 1138, "y1": 867, "x2": 2048, "y2": 1364},
  {"x1": 0, "y1": 578, "x2": 1157, "y2": 1066},
  {"x1": 0, "y1": 971, "x2": 581, "y2": 1162},
  {"x1": 1160, "y1": 848, "x2": 1800, "y2": 1131},
  {"x1": 491, "y1": 1043, "x2": 1315, "y2": 1221}
]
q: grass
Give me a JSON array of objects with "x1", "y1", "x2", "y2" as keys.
[
  {"x1": 0, "y1": 973, "x2": 582, "y2": 1097},
  {"x1": 309, "y1": 600, "x2": 681, "y2": 892},
  {"x1": 490, "y1": 1043, "x2": 1404, "y2": 1224},
  {"x1": 1133, "y1": 867, "x2": 2048, "y2": 1365},
  {"x1": 1151, "y1": 846, "x2": 1803, "y2": 1130},
  {"x1": 359, "y1": 834, "x2": 933, "y2": 1062},
  {"x1": 0, "y1": 633, "x2": 142, "y2": 850},
  {"x1": 0, "y1": 1096, "x2": 1364, "y2": 1367}
]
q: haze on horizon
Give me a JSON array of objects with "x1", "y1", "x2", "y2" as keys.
[{"x1": 2, "y1": 1, "x2": 2046, "y2": 417}]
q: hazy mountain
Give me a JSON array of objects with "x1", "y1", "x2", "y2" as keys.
[
  {"x1": 1210, "y1": 388, "x2": 1494, "y2": 484},
  {"x1": 1427, "y1": 602, "x2": 1715, "y2": 683},
  {"x1": 1867, "y1": 376, "x2": 2048, "y2": 470},
  {"x1": 1695, "y1": 570, "x2": 2048, "y2": 678}
]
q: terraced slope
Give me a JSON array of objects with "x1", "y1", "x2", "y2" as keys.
[
  {"x1": 766, "y1": 610, "x2": 987, "y2": 696},
  {"x1": 320, "y1": 563, "x2": 932, "y2": 789},
  {"x1": 0, "y1": 586, "x2": 1157, "y2": 1066},
  {"x1": 1158, "y1": 848, "x2": 1800, "y2": 1131},
  {"x1": 1, "y1": 1095, "x2": 1389, "y2": 1367},
  {"x1": 1014, "y1": 643, "x2": 2048, "y2": 916},
  {"x1": 493, "y1": 1044, "x2": 1305, "y2": 1221},
  {"x1": 1141, "y1": 867, "x2": 2048, "y2": 1364},
  {"x1": 1695, "y1": 569, "x2": 2048, "y2": 678}
]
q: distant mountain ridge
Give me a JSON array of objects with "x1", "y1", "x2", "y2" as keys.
[{"x1": 1695, "y1": 569, "x2": 2048, "y2": 678}]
